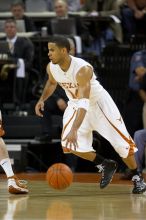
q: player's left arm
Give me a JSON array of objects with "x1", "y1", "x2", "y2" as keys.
[
  {"x1": 63, "y1": 65, "x2": 92, "y2": 149},
  {"x1": 72, "y1": 65, "x2": 92, "y2": 130}
]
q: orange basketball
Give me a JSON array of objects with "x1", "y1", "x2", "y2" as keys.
[{"x1": 46, "y1": 163, "x2": 73, "y2": 190}]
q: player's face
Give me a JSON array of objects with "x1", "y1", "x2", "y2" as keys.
[{"x1": 48, "y1": 42, "x2": 64, "y2": 64}]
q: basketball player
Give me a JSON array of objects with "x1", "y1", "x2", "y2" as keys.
[
  {"x1": 0, "y1": 111, "x2": 28, "y2": 194},
  {"x1": 35, "y1": 36, "x2": 146, "y2": 194}
]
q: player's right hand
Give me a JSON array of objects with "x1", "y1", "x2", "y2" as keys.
[{"x1": 35, "y1": 100, "x2": 44, "y2": 117}]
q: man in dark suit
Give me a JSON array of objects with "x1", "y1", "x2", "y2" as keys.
[
  {"x1": 10, "y1": 0, "x2": 36, "y2": 32},
  {"x1": 0, "y1": 18, "x2": 34, "y2": 107}
]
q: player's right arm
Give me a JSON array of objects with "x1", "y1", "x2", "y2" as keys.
[{"x1": 35, "y1": 63, "x2": 57, "y2": 117}]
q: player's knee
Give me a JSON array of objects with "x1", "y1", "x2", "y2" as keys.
[
  {"x1": 114, "y1": 144, "x2": 135, "y2": 158},
  {"x1": 115, "y1": 146, "x2": 129, "y2": 158}
]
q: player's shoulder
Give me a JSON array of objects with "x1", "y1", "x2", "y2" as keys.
[
  {"x1": 46, "y1": 62, "x2": 50, "y2": 69},
  {"x1": 71, "y1": 55, "x2": 89, "y2": 66},
  {"x1": 46, "y1": 62, "x2": 52, "y2": 73}
]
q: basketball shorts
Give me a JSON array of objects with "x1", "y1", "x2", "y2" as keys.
[{"x1": 61, "y1": 89, "x2": 137, "y2": 158}]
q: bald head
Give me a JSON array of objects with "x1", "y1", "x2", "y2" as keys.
[{"x1": 54, "y1": 0, "x2": 68, "y2": 18}]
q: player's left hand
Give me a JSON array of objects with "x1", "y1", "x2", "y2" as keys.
[
  {"x1": 35, "y1": 100, "x2": 44, "y2": 117},
  {"x1": 63, "y1": 129, "x2": 78, "y2": 150}
]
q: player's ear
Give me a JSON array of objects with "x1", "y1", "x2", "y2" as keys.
[{"x1": 62, "y1": 47, "x2": 67, "y2": 54}]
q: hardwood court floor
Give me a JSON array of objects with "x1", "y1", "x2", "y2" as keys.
[{"x1": 0, "y1": 173, "x2": 146, "y2": 220}]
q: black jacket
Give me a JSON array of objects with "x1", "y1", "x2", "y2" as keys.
[
  {"x1": 1, "y1": 36, "x2": 34, "y2": 71},
  {"x1": 12, "y1": 36, "x2": 34, "y2": 70}
]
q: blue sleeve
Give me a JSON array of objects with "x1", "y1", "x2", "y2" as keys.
[{"x1": 129, "y1": 51, "x2": 145, "y2": 91}]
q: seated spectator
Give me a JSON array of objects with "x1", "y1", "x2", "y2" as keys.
[
  {"x1": 133, "y1": 53, "x2": 146, "y2": 129},
  {"x1": 123, "y1": 50, "x2": 146, "y2": 137},
  {"x1": 82, "y1": 0, "x2": 125, "y2": 44},
  {"x1": 47, "y1": 0, "x2": 92, "y2": 54},
  {"x1": 121, "y1": 128, "x2": 146, "y2": 179},
  {"x1": 46, "y1": 0, "x2": 85, "y2": 12},
  {"x1": 0, "y1": 19, "x2": 34, "y2": 107},
  {"x1": 10, "y1": 0, "x2": 36, "y2": 32},
  {"x1": 35, "y1": 83, "x2": 68, "y2": 143},
  {"x1": 134, "y1": 129, "x2": 146, "y2": 174},
  {"x1": 121, "y1": 0, "x2": 146, "y2": 41}
]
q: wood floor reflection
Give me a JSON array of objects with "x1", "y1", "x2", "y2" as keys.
[{"x1": 0, "y1": 177, "x2": 146, "y2": 220}]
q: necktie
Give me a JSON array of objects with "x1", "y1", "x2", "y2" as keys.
[{"x1": 8, "y1": 41, "x2": 14, "y2": 54}]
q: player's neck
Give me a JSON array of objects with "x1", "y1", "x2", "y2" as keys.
[{"x1": 59, "y1": 55, "x2": 71, "y2": 72}]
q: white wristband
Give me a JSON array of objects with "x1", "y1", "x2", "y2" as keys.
[{"x1": 78, "y1": 98, "x2": 89, "y2": 111}]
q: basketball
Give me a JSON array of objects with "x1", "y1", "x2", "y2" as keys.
[{"x1": 46, "y1": 163, "x2": 73, "y2": 190}]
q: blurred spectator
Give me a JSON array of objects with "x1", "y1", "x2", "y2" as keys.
[
  {"x1": 10, "y1": 0, "x2": 36, "y2": 32},
  {"x1": 67, "y1": 0, "x2": 85, "y2": 12},
  {"x1": 121, "y1": 50, "x2": 146, "y2": 179},
  {"x1": 0, "y1": 19, "x2": 34, "y2": 107},
  {"x1": 121, "y1": 0, "x2": 146, "y2": 40},
  {"x1": 47, "y1": 0, "x2": 92, "y2": 54},
  {"x1": 134, "y1": 129, "x2": 146, "y2": 174},
  {"x1": 137, "y1": 63, "x2": 146, "y2": 129},
  {"x1": 46, "y1": 0, "x2": 54, "y2": 11},
  {"x1": 123, "y1": 50, "x2": 146, "y2": 137},
  {"x1": 46, "y1": 0, "x2": 85, "y2": 12},
  {"x1": 121, "y1": 128, "x2": 146, "y2": 179},
  {"x1": 82, "y1": 0, "x2": 126, "y2": 43},
  {"x1": 35, "y1": 84, "x2": 68, "y2": 143}
]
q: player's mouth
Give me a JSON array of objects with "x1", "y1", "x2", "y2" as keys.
[{"x1": 49, "y1": 57, "x2": 54, "y2": 62}]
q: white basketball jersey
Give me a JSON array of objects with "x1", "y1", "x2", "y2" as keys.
[{"x1": 50, "y1": 56, "x2": 103, "y2": 105}]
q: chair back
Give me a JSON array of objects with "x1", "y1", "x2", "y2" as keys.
[
  {"x1": 25, "y1": 0, "x2": 48, "y2": 12},
  {"x1": 51, "y1": 18, "x2": 77, "y2": 36}
]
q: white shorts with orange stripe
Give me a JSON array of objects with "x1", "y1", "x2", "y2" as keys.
[{"x1": 61, "y1": 89, "x2": 137, "y2": 158}]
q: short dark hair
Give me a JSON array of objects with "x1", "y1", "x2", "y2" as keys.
[
  {"x1": 11, "y1": 0, "x2": 25, "y2": 9},
  {"x1": 5, "y1": 18, "x2": 17, "y2": 26},
  {"x1": 49, "y1": 36, "x2": 70, "y2": 52}
]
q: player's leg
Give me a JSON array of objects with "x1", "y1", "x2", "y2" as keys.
[
  {"x1": 0, "y1": 114, "x2": 28, "y2": 194},
  {"x1": 62, "y1": 105, "x2": 117, "y2": 189},
  {"x1": 122, "y1": 154, "x2": 146, "y2": 194},
  {"x1": 68, "y1": 150, "x2": 118, "y2": 189},
  {"x1": 0, "y1": 137, "x2": 28, "y2": 194},
  {"x1": 94, "y1": 89, "x2": 146, "y2": 194}
]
